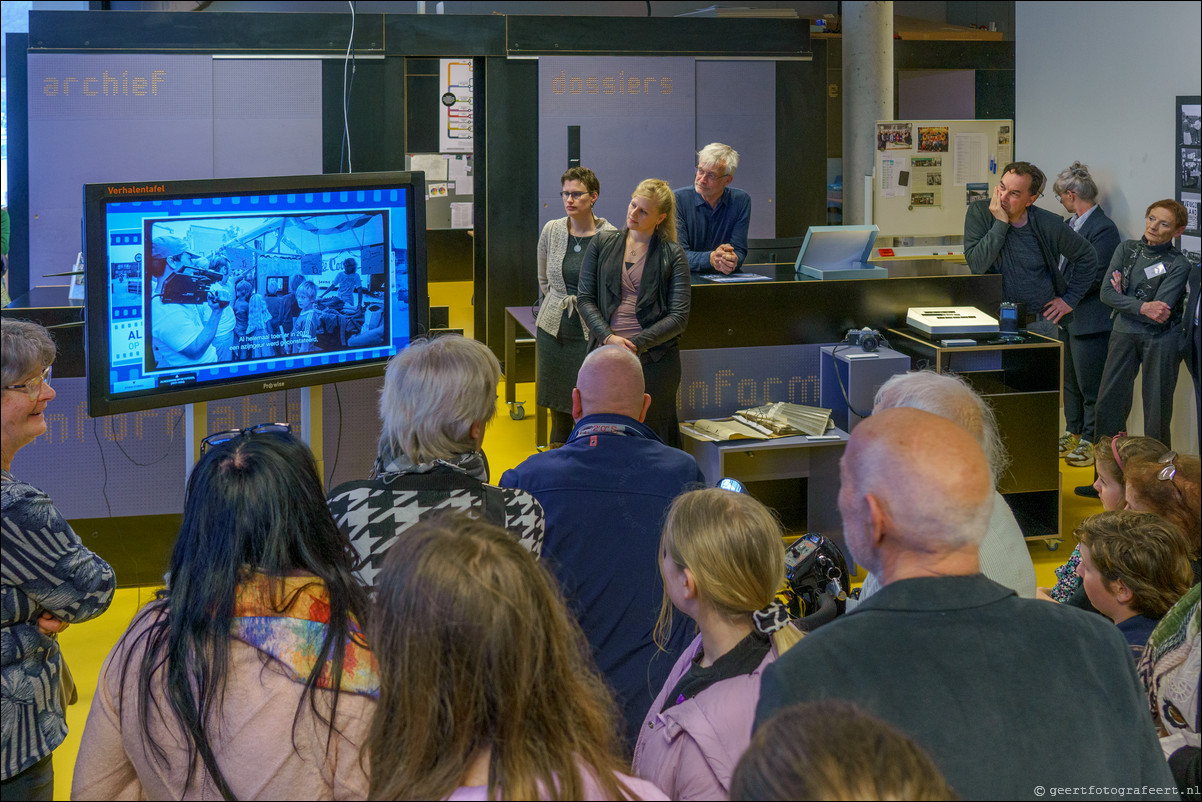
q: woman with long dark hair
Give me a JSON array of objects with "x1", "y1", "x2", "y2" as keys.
[
  {"x1": 72, "y1": 426, "x2": 376, "y2": 800},
  {"x1": 367, "y1": 515, "x2": 665, "y2": 801}
]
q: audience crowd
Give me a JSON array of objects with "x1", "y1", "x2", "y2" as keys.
[{"x1": 2, "y1": 153, "x2": 1200, "y2": 801}]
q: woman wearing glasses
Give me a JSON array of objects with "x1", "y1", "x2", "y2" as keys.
[
  {"x1": 72, "y1": 426, "x2": 376, "y2": 800},
  {"x1": 536, "y1": 167, "x2": 618, "y2": 444},
  {"x1": 2, "y1": 318, "x2": 115, "y2": 800},
  {"x1": 1123, "y1": 451, "x2": 1201, "y2": 583},
  {"x1": 578, "y1": 179, "x2": 691, "y2": 448}
]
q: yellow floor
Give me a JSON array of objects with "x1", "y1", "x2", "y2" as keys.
[{"x1": 50, "y1": 378, "x2": 1106, "y2": 798}]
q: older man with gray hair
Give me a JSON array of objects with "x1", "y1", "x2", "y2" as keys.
[
  {"x1": 755, "y1": 408, "x2": 1177, "y2": 800},
  {"x1": 674, "y1": 142, "x2": 750, "y2": 274},
  {"x1": 856, "y1": 369, "x2": 1036, "y2": 601}
]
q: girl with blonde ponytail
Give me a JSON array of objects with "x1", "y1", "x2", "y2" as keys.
[{"x1": 633, "y1": 488, "x2": 802, "y2": 800}]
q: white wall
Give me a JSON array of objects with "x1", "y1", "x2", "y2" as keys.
[{"x1": 1017, "y1": 1, "x2": 1202, "y2": 451}]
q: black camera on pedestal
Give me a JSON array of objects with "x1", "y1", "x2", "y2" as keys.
[{"x1": 844, "y1": 326, "x2": 885, "y2": 352}]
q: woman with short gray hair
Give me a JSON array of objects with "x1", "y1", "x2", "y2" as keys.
[
  {"x1": 326, "y1": 335, "x2": 544, "y2": 589},
  {"x1": 2, "y1": 318, "x2": 115, "y2": 799},
  {"x1": 1051, "y1": 162, "x2": 1121, "y2": 472}
]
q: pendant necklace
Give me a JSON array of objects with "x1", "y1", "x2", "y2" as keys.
[{"x1": 570, "y1": 235, "x2": 583, "y2": 253}]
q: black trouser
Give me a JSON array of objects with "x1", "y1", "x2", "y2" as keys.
[
  {"x1": 549, "y1": 409, "x2": 576, "y2": 444},
  {"x1": 642, "y1": 346, "x2": 682, "y2": 449},
  {"x1": 1062, "y1": 329, "x2": 1110, "y2": 443},
  {"x1": 1095, "y1": 328, "x2": 1181, "y2": 447}
]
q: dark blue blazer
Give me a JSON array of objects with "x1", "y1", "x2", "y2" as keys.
[{"x1": 1063, "y1": 206, "x2": 1122, "y2": 336}]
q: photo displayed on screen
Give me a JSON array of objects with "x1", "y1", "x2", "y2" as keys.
[{"x1": 99, "y1": 187, "x2": 412, "y2": 400}]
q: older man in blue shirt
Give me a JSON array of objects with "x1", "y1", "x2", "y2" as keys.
[{"x1": 674, "y1": 143, "x2": 751, "y2": 274}]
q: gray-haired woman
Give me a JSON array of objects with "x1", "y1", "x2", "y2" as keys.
[
  {"x1": 326, "y1": 334, "x2": 544, "y2": 588},
  {"x1": 1051, "y1": 162, "x2": 1121, "y2": 470},
  {"x1": 1, "y1": 318, "x2": 115, "y2": 800}
]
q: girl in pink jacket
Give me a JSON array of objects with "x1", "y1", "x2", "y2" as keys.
[{"x1": 633, "y1": 488, "x2": 804, "y2": 800}]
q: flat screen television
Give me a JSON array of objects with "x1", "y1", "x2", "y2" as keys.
[{"x1": 84, "y1": 171, "x2": 427, "y2": 417}]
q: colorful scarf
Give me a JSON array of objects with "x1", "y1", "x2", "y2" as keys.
[{"x1": 231, "y1": 574, "x2": 379, "y2": 697}]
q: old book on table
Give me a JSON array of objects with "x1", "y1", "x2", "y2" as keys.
[{"x1": 681, "y1": 418, "x2": 771, "y2": 442}]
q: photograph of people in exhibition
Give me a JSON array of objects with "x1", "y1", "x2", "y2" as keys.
[{"x1": 142, "y1": 211, "x2": 390, "y2": 373}]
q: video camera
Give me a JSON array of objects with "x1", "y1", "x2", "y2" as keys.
[{"x1": 159, "y1": 266, "x2": 231, "y2": 307}]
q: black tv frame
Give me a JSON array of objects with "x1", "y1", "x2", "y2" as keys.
[{"x1": 84, "y1": 170, "x2": 427, "y2": 417}]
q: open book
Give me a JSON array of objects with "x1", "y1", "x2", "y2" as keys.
[
  {"x1": 682, "y1": 403, "x2": 834, "y2": 442},
  {"x1": 681, "y1": 418, "x2": 771, "y2": 442}
]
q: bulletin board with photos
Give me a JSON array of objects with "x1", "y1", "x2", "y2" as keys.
[
  {"x1": 871, "y1": 118, "x2": 1014, "y2": 238},
  {"x1": 1178, "y1": 95, "x2": 1201, "y2": 265}
]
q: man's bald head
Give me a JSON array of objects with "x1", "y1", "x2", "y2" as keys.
[
  {"x1": 573, "y1": 345, "x2": 652, "y2": 421},
  {"x1": 839, "y1": 408, "x2": 993, "y2": 575}
]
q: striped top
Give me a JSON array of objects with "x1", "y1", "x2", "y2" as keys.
[{"x1": 1, "y1": 469, "x2": 116, "y2": 780}]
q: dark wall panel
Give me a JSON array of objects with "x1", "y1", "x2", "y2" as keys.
[
  {"x1": 405, "y1": 57, "x2": 440, "y2": 154},
  {"x1": 322, "y1": 56, "x2": 407, "y2": 174},
  {"x1": 480, "y1": 56, "x2": 538, "y2": 364},
  {"x1": 776, "y1": 54, "x2": 829, "y2": 238}
]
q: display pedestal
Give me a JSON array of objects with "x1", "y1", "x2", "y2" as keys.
[{"x1": 887, "y1": 328, "x2": 1063, "y2": 547}]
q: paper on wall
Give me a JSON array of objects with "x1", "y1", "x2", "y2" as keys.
[
  {"x1": 409, "y1": 154, "x2": 448, "y2": 181},
  {"x1": 953, "y1": 133, "x2": 987, "y2": 186},
  {"x1": 450, "y1": 202, "x2": 473, "y2": 229},
  {"x1": 879, "y1": 155, "x2": 905, "y2": 199}
]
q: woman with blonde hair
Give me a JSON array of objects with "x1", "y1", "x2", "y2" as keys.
[
  {"x1": 367, "y1": 515, "x2": 665, "y2": 801},
  {"x1": 633, "y1": 488, "x2": 803, "y2": 800},
  {"x1": 578, "y1": 178, "x2": 690, "y2": 447}
]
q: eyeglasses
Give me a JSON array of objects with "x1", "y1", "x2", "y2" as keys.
[
  {"x1": 560, "y1": 190, "x2": 589, "y2": 200},
  {"x1": 696, "y1": 167, "x2": 728, "y2": 182},
  {"x1": 201, "y1": 422, "x2": 291, "y2": 454},
  {"x1": 2, "y1": 366, "x2": 52, "y2": 401},
  {"x1": 1158, "y1": 450, "x2": 1179, "y2": 482}
]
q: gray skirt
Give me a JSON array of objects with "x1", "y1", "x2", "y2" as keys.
[{"x1": 536, "y1": 310, "x2": 588, "y2": 413}]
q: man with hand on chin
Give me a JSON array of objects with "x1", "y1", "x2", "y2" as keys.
[
  {"x1": 964, "y1": 161, "x2": 1097, "y2": 337},
  {"x1": 674, "y1": 143, "x2": 750, "y2": 275}
]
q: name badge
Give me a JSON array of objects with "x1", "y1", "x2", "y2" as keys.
[{"x1": 1144, "y1": 263, "x2": 1167, "y2": 279}]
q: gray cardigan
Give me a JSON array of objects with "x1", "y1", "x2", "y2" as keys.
[{"x1": 535, "y1": 215, "x2": 617, "y2": 337}]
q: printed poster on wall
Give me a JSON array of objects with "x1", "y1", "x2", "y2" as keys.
[
  {"x1": 909, "y1": 155, "x2": 943, "y2": 209},
  {"x1": 440, "y1": 59, "x2": 473, "y2": 153}
]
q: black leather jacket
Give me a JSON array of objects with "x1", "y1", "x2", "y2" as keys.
[{"x1": 577, "y1": 229, "x2": 691, "y2": 362}]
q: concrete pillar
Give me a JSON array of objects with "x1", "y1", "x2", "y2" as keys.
[{"x1": 842, "y1": 1, "x2": 894, "y2": 225}]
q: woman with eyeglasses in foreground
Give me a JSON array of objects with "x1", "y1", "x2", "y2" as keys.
[
  {"x1": 368, "y1": 514, "x2": 666, "y2": 801},
  {"x1": 1123, "y1": 450, "x2": 1201, "y2": 583},
  {"x1": 535, "y1": 167, "x2": 619, "y2": 445},
  {"x1": 2, "y1": 318, "x2": 115, "y2": 800},
  {"x1": 72, "y1": 426, "x2": 377, "y2": 800}
]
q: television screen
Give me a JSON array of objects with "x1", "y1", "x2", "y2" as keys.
[{"x1": 84, "y1": 171, "x2": 427, "y2": 417}]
